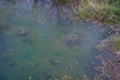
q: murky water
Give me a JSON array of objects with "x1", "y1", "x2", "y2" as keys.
[{"x1": 0, "y1": 0, "x2": 104, "y2": 80}]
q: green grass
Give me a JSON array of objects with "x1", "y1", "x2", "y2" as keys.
[{"x1": 77, "y1": 0, "x2": 120, "y2": 24}]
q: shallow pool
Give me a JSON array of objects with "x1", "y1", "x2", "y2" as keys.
[{"x1": 0, "y1": 0, "x2": 104, "y2": 80}]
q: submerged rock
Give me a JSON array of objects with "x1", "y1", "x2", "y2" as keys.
[
  {"x1": 21, "y1": 39, "x2": 33, "y2": 44},
  {"x1": 63, "y1": 33, "x2": 81, "y2": 47},
  {"x1": 50, "y1": 59, "x2": 59, "y2": 66},
  {"x1": 16, "y1": 28, "x2": 30, "y2": 37},
  {"x1": 8, "y1": 62, "x2": 16, "y2": 67}
]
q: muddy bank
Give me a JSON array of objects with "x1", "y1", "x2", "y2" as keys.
[{"x1": 96, "y1": 27, "x2": 120, "y2": 80}]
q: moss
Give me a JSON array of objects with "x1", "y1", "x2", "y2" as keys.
[
  {"x1": 112, "y1": 36, "x2": 120, "y2": 51},
  {"x1": 113, "y1": 40, "x2": 120, "y2": 51}
]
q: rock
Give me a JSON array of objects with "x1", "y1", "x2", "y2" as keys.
[
  {"x1": 118, "y1": 60, "x2": 120, "y2": 63},
  {"x1": 16, "y1": 28, "x2": 30, "y2": 37},
  {"x1": 114, "y1": 51, "x2": 120, "y2": 55}
]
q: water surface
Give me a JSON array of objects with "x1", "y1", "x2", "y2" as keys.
[{"x1": 0, "y1": 1, "x2": 103, "y2": 80}]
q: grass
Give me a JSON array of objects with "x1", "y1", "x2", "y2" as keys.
[
  {"x1": 53, "y1": 0, "x2": 120, "y2": 24},
  {"x1": 77, "y1": 0, "x2": 120, "y2": 24}
]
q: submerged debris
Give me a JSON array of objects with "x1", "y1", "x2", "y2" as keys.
[
  {"x1": 21, "y1": 39, "x2": 33, "y2": 44},
  {"x1": 1, "y1": 24, "x2": 11, "y2": 30},
  {"x1": 16, "y1": 28, "x2": 30, "y2": 37}
]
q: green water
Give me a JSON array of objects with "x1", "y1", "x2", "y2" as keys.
[{"x1": 0, "y1": 1, "x2": 103, "y2": 80}]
